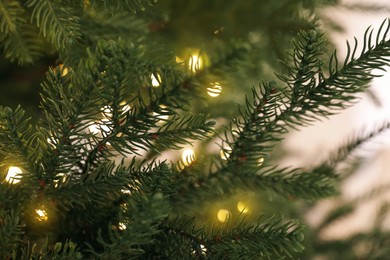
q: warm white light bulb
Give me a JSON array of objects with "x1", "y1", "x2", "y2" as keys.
[
  {"x1": 57, "y1": 64, "x2": 68, "y2": 76},
  {"x1": 189, "y1": 53, "x2": 203, "y2": 72},
  {"x1": 5, "y1": 166, "x2": 22, "y2": 184},
  {"x1": 151, "y1": 73, "x2": 162, "y2": 87},
  {"x1": 258, "y1": 157, "x2": 265, "y2": 166},
  {"x1": 35, "y1": 208, "x2": 48, "y2": 221},
  {"x1": 192, "y1": 244, "x2": 207, "y2": 255},
  {"x1": 175, "y1": 56, "x2": 184, "y2": 64},
  {"x1": 207, "y1": 82, "x2": 222, "y2": 97},
  {"x1": 181, "y1": 148, "x2": 196, "y2": 166},
  {"x1": 118, "y1": 222, "x2": 127, "y2": 230},
  {"x1": 217, "y1": 209, "x2": 231, "y2": 223},
  {"x1": 237, "y1": 201, "x2": 249, "y2": 213}
]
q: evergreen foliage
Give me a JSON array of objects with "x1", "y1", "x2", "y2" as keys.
[{"x1": 1, "y1": 0, "x2": 390, "y2": 259}]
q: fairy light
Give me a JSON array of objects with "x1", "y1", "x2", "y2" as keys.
[
  {"x1": 121, "y1": 189, "x2": 132, "y2": 194},
  {"x1": 181, "y1": 148, "x2": 196, "y2": 166},
  {"x1": 188, "y1": 52, "x2": 204, "y2": 72},
  {"x1": 258, "y1": 157, "x2": 265, "y2": 166},
  {"x1": 192, "y1": 244, "x2": 207, "y2": 255},
  {"x1": 57, "y1": 64, "x2": 68, "y2": 76},
  {"x1": 217, "y1": 209, "x2": 231, "y2": 223},
  {"x1": 175, "y1": 56, "x2": 184, "y2": 64},
  {"x1": 118, "y1": 222, "x2": 127, "y2": 230},
  {"x1": 151, "y1": 73, "x2": 162, "y2": 87},
  {"x1": 237, "y1": 201, "x2": 249, "y2": 214},
  {"x1": 207, "y1": 82, "x2": 222, "y2": 97},
  {"x1": 5, "y1": 166, "x2": 22, "y2": 184},
  {"x1": 220, "y1": 147, "x2": 232, "y2": 160},
  {"x1": 35, "y1": 208, "x2": 48, "y2": 221}
]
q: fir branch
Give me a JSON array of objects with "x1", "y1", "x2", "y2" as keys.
[
  {"x1": 179, "y1": 166, "x2": 336, "y2": 207},
  {"x1": 16, "y1": 239, "x2": 82, "y2": 259},
  {"x1": 48, "y1": 162, "x2": 127, "y2": 212},
  {"x1": 0, "y1": 0, "x2": 23, "y2": 35},
  {"x1": 205, "y1": 20, "x2": 390, "y2": 201},
  {"x1": 280, "y1": 19, "x2": 390, "y2": 122},
  {"x1": 0, "y1": 106, "x2": 41, "y2": 178},
  {"x1": 122, "y1": 114, "x2": 215, "y2": 152},
  {"x1": 26, "y1": 0, "x2": 81, "y2": 49},
  {"x1": 323, "y1": 122, "x2": 390, "y2": 168},
  {"x1": 314, "y1": 230, "x2": 390, "y2": 259},
  {"x1": 0, "y1": 210, "x2": 24, "y2": 258},
  {"x1": 0, "y1": 1, "x2": 41, "y2": 64},
  {"x1": 80, "y1": 12, "x2": 148, "y2": 42},
  {"x1": 40, "y1": 68, "x2": 104, "y2": 178},
  {"x1": 205, "y1": 216, "x2": 304, "y2": 259},
  {"x1": 253, "y1": 21, "x2": 390, "y2": 160},
  {"x1": 315, "y1": 182, "x2": 390, "y2": 235},
  {"x1": 221, "y1": 81, "x2": 286, "y2": 171},
  {"x1": 126, "y1": 160, "x2": 184, "y2": 197},
  {"x1": 89, "y1": 0, "x2": 158, "y2": 14},
  {"x1": 152, "y1": 217, "x2": 206, "y2": 259},
  {"x1": 89, "y1": 188, "x2": 169, "y2": 259}
]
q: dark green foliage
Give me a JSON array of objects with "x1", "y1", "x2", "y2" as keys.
[
  {"x1": 1, "y1": 0, "x2": 390, "y2": 259},
  {"x1": 27, "y1": 0, "x2": 82, "y2": 49},
  {"x1": 0, "y1": 1, "x2": 42, "y2": 64}
]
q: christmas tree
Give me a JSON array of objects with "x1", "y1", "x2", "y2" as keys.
[{"x1": 1, "y1": 0, "x2": 390, "y2": 258}]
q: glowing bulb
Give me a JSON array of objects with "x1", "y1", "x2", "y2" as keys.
[
  {"x1": 118, "y1": 222, "x2": 127, "y2": 230},
  {"x1": 57, "y1": 64, "x2": 68, "y2": 76},
  {"x1": 120, "y1": 203, "x2": 128, "y2": 211},
  {"x1": 192, "y1": 244, "x2": 207, "y2": 255},
  {"x1": 207, "y1": 82, "x2": 222, "y2": 97},
  {"x1": 237, "y1": 201, "x2": 249, "y2": 214},
  {"x1": 121, "y1": 189, "x2": 132, "y2": 194},
  {"x1": 217, "y1": 209, "x2": 231, "y2": 223},
  {"x1": 35, "y1": 208, "x2": 48, "y2": 221},
  {"x1": 258, "y1": 157, "x2": 265, "y2": 166},
  {"x1": 151, "y1": 73, "x2": 162, "y2": 87},
  {"x1": 5, "y1": 166, "x2": 22, "y2": 184},
  {"x1": 189, "y1": 53, "x2": 203, "y2": 72},
  {"x1": 175, "y1": 56, "x2": 184, "y2": 63},
  {"x1": 220, "y1": 147, "x2": 232, "y2": 160},
  {"x1": 181, "y1": 148, "x2": 196, "y2": 166}
]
